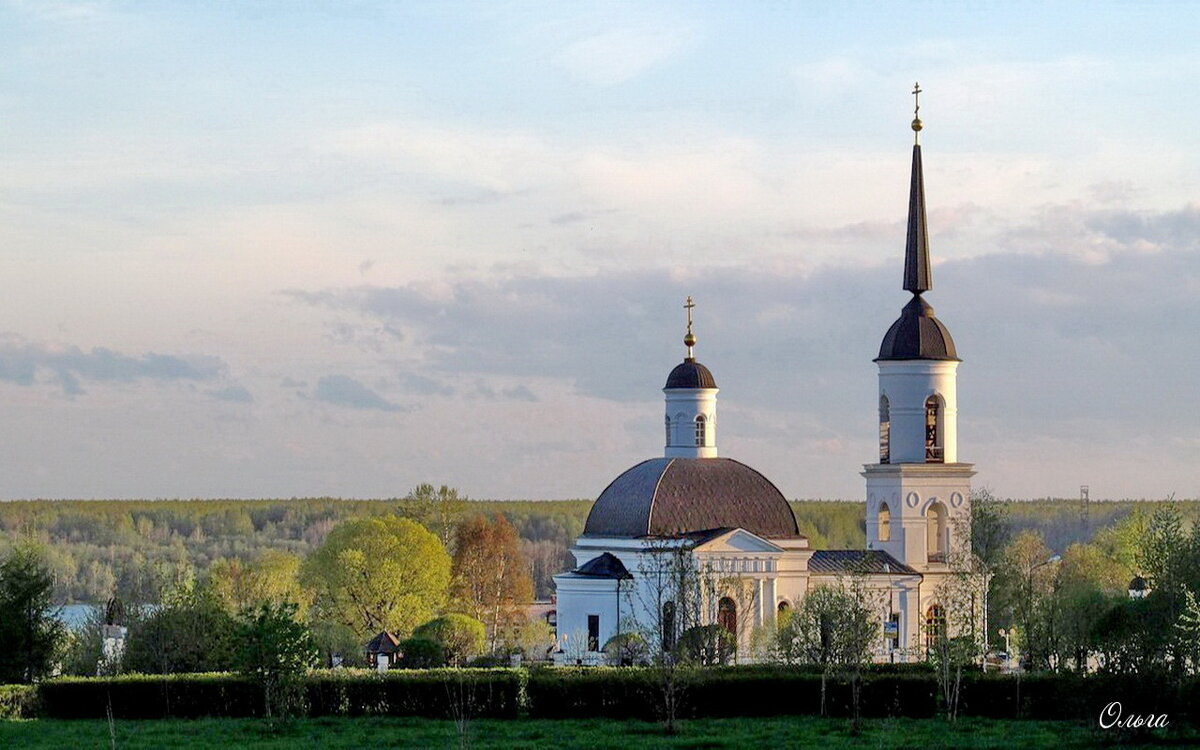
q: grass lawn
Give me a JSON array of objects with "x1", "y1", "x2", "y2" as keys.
[{"x1": 0, "y1": 716, "x2": 1192, "y2": 749}]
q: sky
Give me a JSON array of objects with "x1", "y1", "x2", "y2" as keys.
[{"x1": 1, "y1": 1, "x2": 1198, "y2": 501}]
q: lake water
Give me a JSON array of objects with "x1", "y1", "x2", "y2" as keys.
[{"x1": 55, "y1": 604, "x2": 98, "y2": 629}]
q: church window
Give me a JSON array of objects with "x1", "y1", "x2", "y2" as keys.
[
  {"x1": 924, "y1": 604, "x2": 946, "y2": 653},
  {"x1": 878, "y1": 502, "x2": 891, "y2": 542},
  {"x1": 665, "y1": 416, "x2": 672, "y2": 446},
  {"x1": 777, "y1": 600, "x2": 791, "y2": 615},
  {"x1": 879, "y1": 395, "x2": 891, "y2": 463},
  {"x1": 924, "y1": 396, "x2": 944, "y2": 462},
  {"x1": 662, "y1": 601, "x2": 676, "y2": 653},
  {"x1": 717, "y1": 597, "x2": 737, "y2": 638},
  {"x1": 926, "y1": 502, "x2": 948, "y2": 561},
  {"x1": 694, "y1": 415, "x2": 707, "y2": 446},
  {"x1": 587, "y1": 615, "x2": 600, "y2": 651},
  {"x1": 887, "y1": 612, "x2": 900, "y2": 651}
]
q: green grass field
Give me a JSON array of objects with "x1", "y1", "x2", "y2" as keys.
[{"x1": 0, "y1": 716, "x2": 1190, "y2": 749}]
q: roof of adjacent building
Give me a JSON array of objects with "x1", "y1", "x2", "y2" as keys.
[
  {"x1": 808, "y1": 549, "x2": 919, "y2": 576},
  {"x1": 876, "y1": 294, "x2": 959, "y2": 361},
  {"x1": 573, "y1": 552, "x2": 633, "y2": 579},
  {"x1": 582, "y1": 457, "x2": 801, "y2": 539},
  {"x1": 365, "y1": 631, "x2": 401, "y2": 654},
  {"x1": 665, "y1": 358, "x2": 717, "y2": 389}
]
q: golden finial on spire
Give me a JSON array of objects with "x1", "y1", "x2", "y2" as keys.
[
  {"x1": 911, "y1": 82, "x2": 923, "y2": 144},
  {"x1": 683, "y1": 296, "x2": 696, "y2": 359}
]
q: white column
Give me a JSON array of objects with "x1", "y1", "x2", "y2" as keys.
[
  {"x1": 754, "y1": 577, "x2": 765, "y2": 628},
  {"x1": 764, "y1": 576, "x2": 778, "y2": 628}
]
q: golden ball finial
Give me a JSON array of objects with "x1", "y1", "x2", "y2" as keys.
[
  {"x1": 911, "y1": 117, "x2": 923, "y2": 133},
  {"x1": 684, "y1": 332, "x2": 696, "y2": 348}
]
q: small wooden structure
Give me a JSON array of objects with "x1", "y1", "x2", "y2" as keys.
[{"x1": 365, "y1": 631, "x2": 401, "y2": 670}]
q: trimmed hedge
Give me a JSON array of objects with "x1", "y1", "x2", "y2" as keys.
[
  {"x1": 0, "y1": 684, "x2": 37, "y2": 719},
  {"x1": 526, "y1": 667, "x2": 1198, "y2": 723},
  {"x1": 13, "y1": 667, "x2": 1199, "y2": 724},
  {"x1": 36, "y1": 669, "x2": 524, "y2": 720}
]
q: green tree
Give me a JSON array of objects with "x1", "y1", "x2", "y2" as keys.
[
  {"x1": 398, "y1": 483, "x2": 466, "y2": 549},
  {"x1": 412, "y1": 614, "x2": 486, "y2": 666},
  {"x1": 233, "y1": 602, "x2": 318, "y2": 720},
  {"x1": 302, "y1": 515, "x2": 450, "y2": 639},
  {"x1": 776, "y1": 585, "x2": 877, "y2": 719},
  {"x1": 123, "y1": 585, "x2": 236, "y2": 674},
  {"x1": 0, "y1": 544, "x2": 66, "y2": 683},
  {"x1": 207, "y1": 551, "x2": 311, "y2": 617}
]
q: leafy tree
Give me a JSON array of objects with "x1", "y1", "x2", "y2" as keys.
[
  {"x1": 302, "y1": 515, "x2": 450, "y2": 639},
  {"x1": 927, "y1": 570, "x2": 986, "y2": 722},
  {"x1": 0, "y1": 544, "x2": 66, "y2": 683},
  {"x1": 413, "y1": 614, "x2": 486, "y2": 666},
  {"x1": 775, "y1": 585, "x2": 877, "y2": 719},
  {"x1": 207, "y1": 550, "x2": 311, "y2": 617},
  {"x1": 123, "y1": 585, "x2": 236, "y2": 674},
  {"x1": 233, "y1": 602, "x2": 318, "y2": 720},
  {"x1": 969, "y1": 488, "x2": 1011, "y2": 570},
  {"x1": 450, "y1": 514, "x2": 534, "y2": 652},
  {"x1": 398, "y1": 483, "x2": 467, "y2": 549}
]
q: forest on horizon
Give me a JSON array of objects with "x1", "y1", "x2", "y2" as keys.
[{"x1": 1, "y1": 494, "x2": 1196, "y2": 605}]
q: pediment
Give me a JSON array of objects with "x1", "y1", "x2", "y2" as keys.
[{"x1": 693, "y1": 528, "x2": 783, "y2": 553}]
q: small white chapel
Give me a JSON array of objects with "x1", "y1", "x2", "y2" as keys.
[{"x1": 553, "y1": 94, "x2": 976, "y2": 664}]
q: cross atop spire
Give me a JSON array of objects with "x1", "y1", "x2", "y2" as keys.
[
  {"x1": 683, "y1": 296, "x2": 697, "y2": 359},
  {"x1": 911, "y1": 82, "x2": 923, "y2": 144}
]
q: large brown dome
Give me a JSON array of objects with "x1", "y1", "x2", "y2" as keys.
[{"x1": 582, "y1": 457, "x2": 800, "y2": 539}]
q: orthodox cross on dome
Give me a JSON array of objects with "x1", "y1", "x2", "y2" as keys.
[
  {"x1": 684, "y1": 296, "x2": 697, "y2": 360},
  {"x1": 911, "y1": 82, "x2": 923, "y2": 144}
]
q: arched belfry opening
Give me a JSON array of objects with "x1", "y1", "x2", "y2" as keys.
[
  {"x1": 878, "y1": 501, "x2": 891, "y2": 542},
  {"x1": 924, "y1": 395, "x2": 944, "y2": 462},
  {"x1": 694, "y1": 415, "x2": 707, "y2": 447}
]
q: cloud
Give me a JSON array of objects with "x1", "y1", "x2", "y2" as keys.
[
  {"x1": 313, "y1": 375, "x2": 403, "y2": 412},
  {"x1": 0, "y1": 337, "x2": 225, "y2": 395},
  {"x1": 206, "y1": 385, "x2": 254, "y2": 403},
  {"x1": 400, "y1": 373, "x2": 455, "y2": 397},
  {"x1": 558, "y1": 26, "x2": 696, "y2": 86}
]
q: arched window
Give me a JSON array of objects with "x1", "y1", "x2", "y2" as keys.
[
  {"x1": 662, "y1": 601, "x2": 676, "y2": 653},
  {"x1": 925, "y1": 604, "x2": 946, "y2": 652},
  {"x1": 924, "y1": 395, "x2": 944, "y2": 462},
  {"x1": 717, "y1": 596, "x2": 737, "y2": 637},
  {"x1": 926, "y1": 502, "x2": 948, "y2": 561},
  {"x1": 878, "y1": 502, "x2": 891, "y2": 542},
  {"x1": 879, "y1": 395, "x2": 891, "y2": 464},
  {"x1": 776, "y1": 600, "x2": 791, "y2": 615},
  {"x1": 665, "y1": 415, "x2": 672, "y2": 446},
  {"x1": 694, "y1": 415, "x2": 707, "y2": 447}
]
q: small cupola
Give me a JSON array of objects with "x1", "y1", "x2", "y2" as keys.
[{"x1": 664, "y1": 296, "x2": 718, "y2": 459}]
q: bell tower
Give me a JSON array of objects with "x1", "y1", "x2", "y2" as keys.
[{"x1": 864, "y1": 86, "x2": 974, "y2": 570}]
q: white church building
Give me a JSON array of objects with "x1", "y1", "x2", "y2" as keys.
[{"x1": 553, "y1": 101, "x2": 975, "y2": 664}]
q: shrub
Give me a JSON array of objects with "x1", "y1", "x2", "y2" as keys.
[
  {"x1": 603, "y1": 632, "x2": 648, "y2": 666},
  {"x1": 413, "y1": 614, "x2": 486, "y2": 666},
  {"x1": 0, "y1": 684, "x2": 37, "y2": 719},
  {"x1": 396, "y1": 638, "x2": 445, "y2": 669},
  {"x1": 677, "y1": 625, "x2": 735, "y2": 665}
]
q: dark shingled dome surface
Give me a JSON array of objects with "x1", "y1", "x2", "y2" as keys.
[
  {"x1": 583, "y1": 457, "x2": 800, "y2": 539},
  {"x1": 877, "y1": 294, "x2": 959, "y2": 361},
  {"x1": 665, "y1": 359, "x2": 717, "y2": 389}
]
